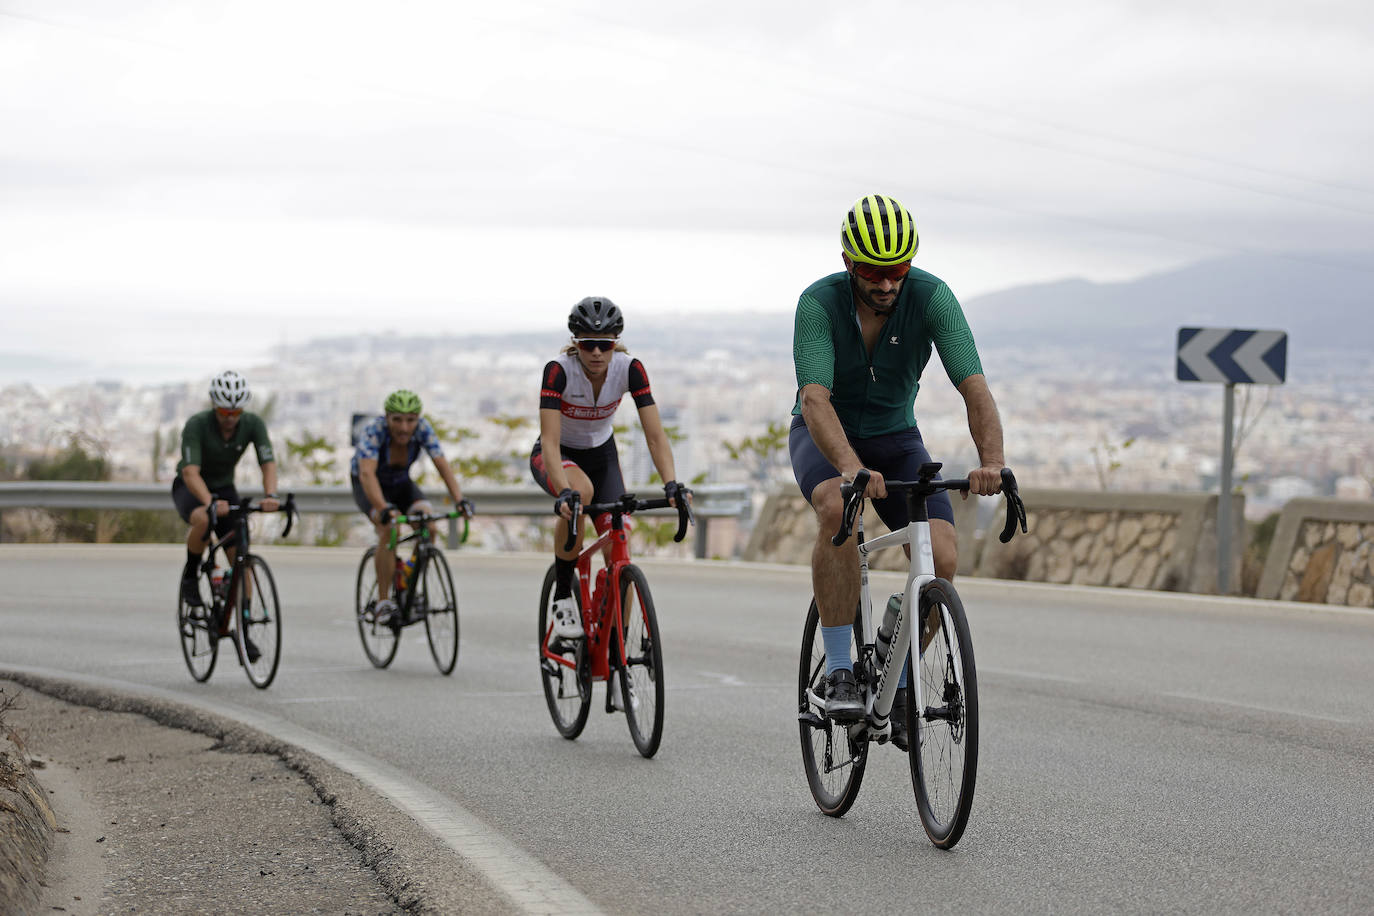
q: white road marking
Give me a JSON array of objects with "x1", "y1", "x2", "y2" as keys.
[
  {"x1": 1162, "y1": 691, "x2": 1353, "y2": 724},
  {"x1": 980, "y1": 666, "x2": 1085, "y2": 684}
]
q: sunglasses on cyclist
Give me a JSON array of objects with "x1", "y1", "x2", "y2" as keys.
[
  {"x1": 214, "y1": 407, "x2": 244, "y2": 418},
  {"x1": 574, "y1": 338, "x2": 618, "y2": 353},
  {"x1": 849, "y1": 260, "x2": 912, "y2": 283}
]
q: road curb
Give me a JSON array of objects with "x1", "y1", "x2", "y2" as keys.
[
  {"x1": 0, "y1": 690, "x2": 56, "y2": 915},
  {"x1": 0, "y1": 668, "x2": 505, "y2": 915}
]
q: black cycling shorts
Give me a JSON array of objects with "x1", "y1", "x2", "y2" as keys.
[
  {"x1": 788, "y1": 415, "x2": 954, "y2": 530},
  {"x1": 530, "y1": 437, "x2": 626, "y2": 531},
  {"x1": 170, "y1": 477, "x2": 240, "y2": 539},
  {"x1": 351, "y1": 475, "x2": 426, "y2": 519}
]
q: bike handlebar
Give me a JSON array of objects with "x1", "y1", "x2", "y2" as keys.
[
  {"x1": 386, "y1": 508, "x2": 473, "y2": 551},
  {"x1": 560, "y1": 489, "x2": 695, "y2": 552},
  {"x1": 831, "y1": 468, "x2": 1027, "y2": 546},
  {"x1": 207, "y1": 493, "x2": 297, "y2": 539}
]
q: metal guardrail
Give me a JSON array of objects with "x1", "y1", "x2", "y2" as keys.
[{"x1": 0, "y1": 482, "x2": 752, "y2": 558}]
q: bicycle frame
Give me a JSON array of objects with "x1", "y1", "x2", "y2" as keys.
[
  {"x1": 543, "y1": 517, "x2": 633, "y2": 683},
  {"x1": 853, "y1": 494, "x2": 937, "y2": 737},
  {"x1": 386, "y1": 511, "x2": 466, "y2": 620}
]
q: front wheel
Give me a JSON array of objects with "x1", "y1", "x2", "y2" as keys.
[
  {"x1": 421, "y1": 548, "x2": 460, "y2": 675},
  {"x1": 909, "y1": 578, "x2": 978, "y2": 848},
  {"x1": 237, "y1": 555, "x2": 282, "y2": 689},
  {"x1": 798, "y1": 599, "x2": 867, "y2": 816},
  {"x1": 538, "y1": 565, "x2": 591, "y2": 739},
  {"x1": 616, "y1": 565, "x2": 665, "y2": 758},
  {"x1": 356, "y1": 547, "x2": 399, "y2": 669},
  {"x1": 177, "y1": 575, "x2": 218, "y2": 682}
]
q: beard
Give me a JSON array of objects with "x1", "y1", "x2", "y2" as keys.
[{"x1": 852, "y1": 278, "x2": 898, "y2": 315}]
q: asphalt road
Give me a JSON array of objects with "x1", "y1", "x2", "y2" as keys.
[{"x1": 2, "y1": 544, "x2": 1372, "y2": 913}]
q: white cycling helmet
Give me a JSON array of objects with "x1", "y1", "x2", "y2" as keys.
[{"x1": 208, "y1": 370, "x2": 251, "y2": 409}]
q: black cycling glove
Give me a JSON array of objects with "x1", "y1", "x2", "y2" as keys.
[
  {"x1": 554, "y1": 488, "x2": 578, "y2": 516},
  {"x1": 663, "y1": 480, "x2": 688, "y2": 504},
  {"x1": 457, "y1": 498, "x2": 476, "y2": 518}
]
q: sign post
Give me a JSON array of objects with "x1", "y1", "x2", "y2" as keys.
[{"x1": 1176, "y1": 328, "x2": 1287, "y2": 594}]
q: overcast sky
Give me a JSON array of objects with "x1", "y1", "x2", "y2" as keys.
[{"x1": 3, "y1": 0, "x2": 1372, "y2": 384}]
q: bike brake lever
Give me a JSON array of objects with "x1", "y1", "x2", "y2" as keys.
[
  {"x1": 832, "y1": 469, "x2": 871, "y2": 547},
  {"x1": 998, "y1": 468, "x2": 1028, "y2": 543},
  {"x1": 561, "y1": 496, "x2": 582, "y2": 553},
  {"x1": 672, "y1": 491, "x2": 694, "y2": 543}
]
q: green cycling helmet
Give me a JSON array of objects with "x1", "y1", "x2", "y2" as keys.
[
  {"x1": 841, "y1": 194, "x2": 919, "y2": 266},
  {"x1": 384, "y1": 389, "x2": 422, "y2": 415}
]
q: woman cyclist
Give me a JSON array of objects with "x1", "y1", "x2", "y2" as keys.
[
  {"x1": 531, "y1": 297, "x2": 689, "y2": 639},
  {"x1": 352, "y1": 389, "x2": 472, "y2": 626}
]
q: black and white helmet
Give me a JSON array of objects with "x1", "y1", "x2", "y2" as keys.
[
  {"x1": 208, "y1": 370, "x2": 251, "y2": 409},
  {"x1": 568, "y1": 297, "x2": 624, "y2": 336}
]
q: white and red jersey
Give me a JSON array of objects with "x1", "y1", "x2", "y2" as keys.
[{"x1": 539, "y1": 351, "x2": 655, "y2": 449}]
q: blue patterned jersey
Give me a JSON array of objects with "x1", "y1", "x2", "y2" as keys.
[{"x1": 349, "y1": 416, "x2": 445, "y2": 486}]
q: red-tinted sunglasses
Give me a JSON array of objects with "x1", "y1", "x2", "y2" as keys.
[
  {"x1": 215, "y1": 407, "x2": 244, "y2": 418},
  {"x1": 575, "y1": 338, "x2": 618, "y2": 353},
  {"x1": 850, "y1": 260, "x2": 912, "y2": 283}
]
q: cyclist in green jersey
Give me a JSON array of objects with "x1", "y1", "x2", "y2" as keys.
[
  {"x1": 172, "y1": 370, "x2": 280, "y2": 613},
  {"x1": 790, "y1": 195, "x2": 1008, "y2": 735}
]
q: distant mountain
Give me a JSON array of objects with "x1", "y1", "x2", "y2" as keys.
[
  {"x1": 960, "y1": 252, "x2": 1374, "y2": 362},
  {"x1": 279, "y1": 252, "x2": 1373, "y2": 372}
]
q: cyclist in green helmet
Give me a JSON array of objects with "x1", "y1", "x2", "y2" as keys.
[
  {"x1": 790, "y1": 194, "x2": 1009, "y2": 742},
  {"x1": 351, "y1": 389, "x2": 472, "y2": 625}
]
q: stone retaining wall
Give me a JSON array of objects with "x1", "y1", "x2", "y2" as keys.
[
  {"x1": 743, "y1": 487, "x2": 1243, "y2": 594},
  {"x1": 1257, "y1": 499, "x2": 1374, "y2": 607}
]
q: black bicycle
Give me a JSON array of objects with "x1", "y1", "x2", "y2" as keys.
[
  {"x1": 177, "y1": 495, "x2": 296, "y2": 689},
  {"x1": 355, "y1": 508, "x2": 470, "y2": 675}
]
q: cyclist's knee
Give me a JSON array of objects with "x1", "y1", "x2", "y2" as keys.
[
  {"x1": 809, "y1": 478, "x2": 845, "y2": 532},
  {"x1": 932, "y1": 521, "x2": 958, "y2": 579}
]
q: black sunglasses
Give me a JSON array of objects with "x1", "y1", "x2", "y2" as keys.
[{"x1": 575, "y1": 338, "x2": 618, "y2": 353}]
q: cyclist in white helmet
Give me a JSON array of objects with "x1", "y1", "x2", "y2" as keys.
[{"x1": 171, "y1": 371, "x2": 280, "y2": 632}]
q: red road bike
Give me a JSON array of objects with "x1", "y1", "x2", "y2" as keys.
[{"x1": 537, "y1": 490, "x2": 693, "y2": 758}]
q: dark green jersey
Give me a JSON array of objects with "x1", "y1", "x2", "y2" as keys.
[
  {"x1": 792, "y1": 268, "x2": 984, "y2": 437},
  {"x1": 176, "y1": 410, "x2": 274, "y2": 489}
]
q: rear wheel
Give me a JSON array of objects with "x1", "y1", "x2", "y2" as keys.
[
  {"x1": 909, "y1": 578, "x2": 978, "y2": 848},
  {"x1": 356, "y1": 547, "x2": 399, "y2": 669},
  {"x1": 237, "y1": 555, "x2": 282, "y2": 689},
  {"x1": 798, "y1": 599, "x2": 867, "y2": 816},
  {"x1": 421, "y1": 548, "x2": 460, "y2": 675},
  {"x1": 538, "y1": 564, "x2": 591, "y2": 739},
  {"x1": 616, "y1": 565, "x2": 665, "y2": 758},
  {"x1": 177, "y1": 575, "x2": 218, "y2": 682}
]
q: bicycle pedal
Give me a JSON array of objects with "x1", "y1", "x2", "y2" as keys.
[{"x1": 797, "y1": 711, "x2": 826, "y2": 729}]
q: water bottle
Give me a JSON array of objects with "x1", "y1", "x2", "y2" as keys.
[
  {"x1": 594, "y1": 568, "x2": 609, "y2": 611},
  {"x1": 875, "y1": 593, "x2": 902, "y2": 664},
  {"x1": 210, "y1": 567, "x2": 227, "y2": 601},
  {"x1": 402, "y1": 556, "x2": 416, "y2": 589}
]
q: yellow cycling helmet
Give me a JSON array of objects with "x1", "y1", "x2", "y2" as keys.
[{"x1": 840, "y1": 194, "x2": 919, "y2": 266}]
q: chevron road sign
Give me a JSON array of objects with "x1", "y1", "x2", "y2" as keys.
[{"x1": 1176, "y1": 327, "x2": 1287, "y2": 385}]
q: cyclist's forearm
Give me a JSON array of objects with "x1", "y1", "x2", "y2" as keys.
[
  {"x1": 259, "y1": 461, "x2": 278, "y2": 496},
  {"x1": 358, "y1": 463, "x2": 388, "y2": 514},
  {"x1": 432, "y1": 455, "x2": 464, "y2": 503},
  {"x1": 638, "y1": 404, "x2": 677, "y2": 484},
  {"x1": 958, "y1": 375, "x2": 1005, "y2": 467},
  {"x1": 181, "y1": 466, "x2": 213, "y2": 506},
  {"x1": 799, "y1": 385, "x2": 862, "y2": 477}
]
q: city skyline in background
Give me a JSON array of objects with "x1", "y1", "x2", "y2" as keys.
[{"x1": 4, "y1": 1, "x2": 1373, "y2": 386}]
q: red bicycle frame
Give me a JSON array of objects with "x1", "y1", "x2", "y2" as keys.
[{"x1": 541, "y1": 515, "x2": 634, "y2": 683}]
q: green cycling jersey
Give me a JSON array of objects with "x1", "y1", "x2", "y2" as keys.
[
  {"x1": 175, "y1": 410, "x2": 275, "y2": 489},
  {"x1": 792, "y1": 268, "x2": 984, "y2": 438}
]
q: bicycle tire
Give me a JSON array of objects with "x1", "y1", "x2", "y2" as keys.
[
  {"x1": 422, "y1": 547, "x2": 460, "y2": 675},
  {"x1": 177, "y1": 578, "x2": 218, "y2": 682},
  {"x1": 616, "y1": 564, "x2": 665, "y2": 758},
  {"x1": 798, "y1": 599, "x2": 868, "y2": 816},
  {"x1": 909, "y1": 578, "x2": 978, "y2": 848},
  {"x1": 237, "y1": 555, "x2": 282, "y2": 689},
  {"x1": 355, "y1": 546, "x2": 399, "y2": 669},
  {"x1": 538, "y1": 564, "x2": 591, "y2": 739}
]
